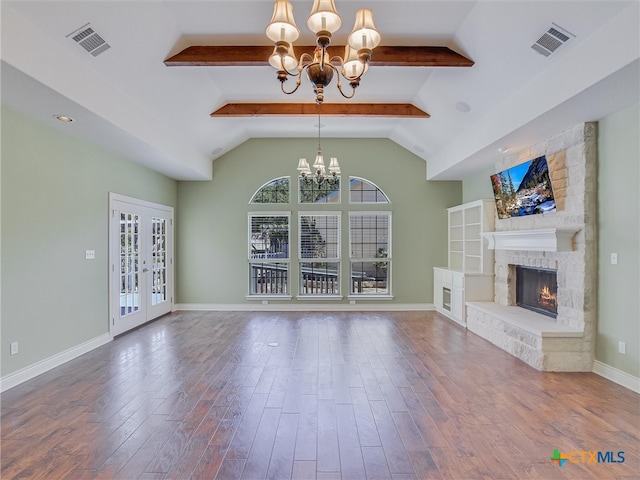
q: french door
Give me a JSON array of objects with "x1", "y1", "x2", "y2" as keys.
[{"x1": 109, "y1": 193, "x2": 174, "y2": 337}]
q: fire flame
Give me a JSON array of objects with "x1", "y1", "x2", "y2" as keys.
[{"x1": 538, "y1": 285, "x2": 557, "y2": 308}]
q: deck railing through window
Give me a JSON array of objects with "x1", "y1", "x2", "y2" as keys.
[{"x1": 250, "y1": 263, "x2": 375, "y2": 295}]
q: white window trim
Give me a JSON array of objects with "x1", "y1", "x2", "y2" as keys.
[
  {"x1": 347, "y1": 294, "x2": 394, "y2": 300},
  {"x1": 297, "y1": 294, "x2": 344, "y2": 300},
  {"x1": 247, "y1": 211, "x2": 291, "y2": 297},
  {"x1": 348, "y1": 211, "x2": 392, "y2": 297},
  {"x1": 246, "y1": 294, "x2": 293, "y2": 301}
]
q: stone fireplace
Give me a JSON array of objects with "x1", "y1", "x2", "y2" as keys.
[{"x1": 466, "y1": 123, "x2": 597, "y2": 372}]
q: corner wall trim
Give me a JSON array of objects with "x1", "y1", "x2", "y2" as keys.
[
  {"x1": 173, "y1": 303, "x2": 434, "y2": 312},
  {"x1": 592, "y1": 360, "x2": 640, "y2": 394},
  {"x1": 0, "y1": 333, "x2": 112, "y2": 393}
]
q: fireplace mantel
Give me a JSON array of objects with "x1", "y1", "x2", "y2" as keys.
[{"x1": 482, "y1": 228, "x2": 579, "y2": 252}]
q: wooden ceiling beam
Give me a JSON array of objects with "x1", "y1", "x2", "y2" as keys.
[
  {"x1": 166, "y1": 45, "x2": 473, "y2": 67},
  {"x1": 211, "y1": 103, "x2": 430, "y2": 118}
]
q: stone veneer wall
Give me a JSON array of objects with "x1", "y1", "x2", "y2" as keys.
[{"x1": 470, "y1": 123, "x2": 597, "y2": 371}]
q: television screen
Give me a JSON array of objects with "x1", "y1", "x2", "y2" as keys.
[{"x1": 490, "y1": 155, "x2": 556, "y2": 219}]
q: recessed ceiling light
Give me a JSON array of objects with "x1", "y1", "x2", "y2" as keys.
[
  {"x1": 211, "y1": 147, "x2": 223, "y2": 155},
  {"x1": 498, "y1": 146, "x2": 510, "y2": 154},
  {"x1": 54, "y1": 115, "x2": 74, "y2": 123},
  {"x1": 455, "y1": 101, "x2": 471, "y2": 113}
]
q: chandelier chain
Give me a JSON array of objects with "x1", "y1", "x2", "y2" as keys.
[{"x1": 318, "y1": 103, "x2": 321, "y2": 152}]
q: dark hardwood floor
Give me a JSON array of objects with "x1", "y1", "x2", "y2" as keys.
[{"x1": 1, "y1": 311, "x2": 638, "y2": 479}]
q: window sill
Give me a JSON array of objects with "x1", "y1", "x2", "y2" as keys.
[
  {"x1": 348, "y1": 295, "x2": 394, "y2": 300},
  {"x1": 296, "y1": 295, "x2": 344, "y2": 301},
  {"x1": 245, "y1": 295, "x2": 292, "y2": 301}
]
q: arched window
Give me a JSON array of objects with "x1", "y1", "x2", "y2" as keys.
[
  {"x1": 349, "y1": 177, "x2": 390, "y2": 204},
  {"x1": 249, "y1": 177, "x2": 290, "y2": 204}
]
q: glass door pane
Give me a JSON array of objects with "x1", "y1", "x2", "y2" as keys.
[
  {"x1": 151, "y1": 217, "x2": 167, "y2": 306},
  {"x1": 120, "y1": 212, "x2": 141, "y2": 317}
]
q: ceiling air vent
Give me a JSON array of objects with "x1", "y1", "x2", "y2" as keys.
[
  {"x1": 531, "y1": 23, "x2": 574, "y2": 57},
  {"x1": 67, "y1": 23, "x2": 110, "y2": 57}
]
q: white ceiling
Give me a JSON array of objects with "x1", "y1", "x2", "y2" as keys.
[{"x1": 2, "y1": 0, "x2": 639, "y2": 181}]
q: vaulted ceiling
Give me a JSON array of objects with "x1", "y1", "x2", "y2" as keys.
[{"x1": 2, "y1": 1, "x2": 639, "y2": 181}]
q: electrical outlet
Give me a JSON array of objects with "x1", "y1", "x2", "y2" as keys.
[
  {"x1": 611, "y1": 253, "x2": 618, "y2": 265},
  {"x1": 85, "y1": 249, "x2": 96, "y2": 260},
  {"x1": 618, "y1": 341, "x2": 626, "y2": 355},
  {"x1": 10, "y1": 342, "x2": 19, "y2": 355}
]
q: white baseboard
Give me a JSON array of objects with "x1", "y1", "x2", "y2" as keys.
[
  {"x1": 0, "y1": 333, "x2": 112, "y2": 393},
  {"x1": 592, "y1": 360, "x2": 640, "y2": 394},
  {"x1": 174, "y1": 303, "x2": 434, "y2": 312}
]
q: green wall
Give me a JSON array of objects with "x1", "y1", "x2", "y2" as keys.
[
  {"x1": 177, "y1": 138, "x2": 461, "y2": 305},
  {"x1": 462, "y1": 167, "x2": 494, "y2": 204},
  {"x1": 596, "y1": 103, "x2": 639, "y2": 377},
  {"x1": 1, "y1": 106, "x2": 177, "y2": 377}
]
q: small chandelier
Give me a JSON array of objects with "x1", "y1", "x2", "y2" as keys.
[
  {"x1": 297, "y1": 104, "x2": 340, "y2": 185},
  {"x1": 266, "y1": 0, "x2": 381, "y2": 104}
]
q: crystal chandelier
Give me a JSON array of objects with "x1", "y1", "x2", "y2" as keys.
[
  {"x1": 297, "y1": 104, "x2": 340, "y2": 185},
  {"x1": 266, "y1": 0, "x2": 381, "y2": 104}
]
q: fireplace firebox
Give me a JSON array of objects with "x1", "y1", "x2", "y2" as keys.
[{"x1": 516, "y1": 266, "x2": 558, "y2": 318}]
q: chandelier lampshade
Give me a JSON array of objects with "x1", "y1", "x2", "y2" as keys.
[
  {"x1": 342, "y1": 45, "x2": 368, "y2": 78},
  {"x1": 347, "y1": 9, "x2": 381, "y2": 51},
  {"x1": 266, "y1": 0, "x2": 300, "y2": 43},
  {"x1": 266, "y1": 0, "x2": 380, "y2": 104},
  {"x1": 307, "y1": 0, "x2": 342, "y2": 36},
  {"x1": 269, "y1": 43, "x2": 298, "y2": 72},
  {"x1": 328, "y1": 157, "x2": 340, "y2": 175}
]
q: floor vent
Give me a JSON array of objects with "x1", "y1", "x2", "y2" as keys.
[
  {"x1": 531, "y1": 23, "x2": 574, "y2": 57},
  {"x1": 67, "y1": 23, "x2": 110, "y2": 57}
]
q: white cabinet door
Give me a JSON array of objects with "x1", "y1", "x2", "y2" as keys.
[
  {"x1": 451, "y1": 287, "x2": 464, "y2": 324},
  {"x1": 434, "y1": 280, "x2": 443, "y2": 311}
]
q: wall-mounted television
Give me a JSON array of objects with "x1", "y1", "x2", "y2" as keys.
[{"x1": 490, "y1": 155, "x2": 556, "y2": 219}]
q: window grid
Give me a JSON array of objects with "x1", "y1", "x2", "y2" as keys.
[
  {"x1": 349, "y1": 177, "x2": 390, "y2": 204},
  {"x1": 299, "y1": 213, "x2": 341, "y2": 295},
  {"x1": 300, "y1": 262, "x2": 340, "y2": 295},
  {"x1": 248, "y1": 213, "x2": 290, "y2": 296},
  {"x1": 299, "y1": 177, "x2": 340, "y2": 204},
  {"x1": 299, "y1": 214, "x2": 340, "y2": 260},
  {"x1": 250, "y1": 262, "x2": 289, "y2": 295},
  {"x1": 349, "y1": 212, "x2": 391, "y2": 296},
  {"x1": 249, "y1": 177, "x2": 290, "y2": 204}
]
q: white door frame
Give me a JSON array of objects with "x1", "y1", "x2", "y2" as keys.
[{"x1": 109, "y1": 193, "x2": 174, "y2": 337}]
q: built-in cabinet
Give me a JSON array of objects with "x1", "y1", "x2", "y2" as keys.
[
  {"x1": 433, "y1": 268, "x2": 494, "y2": 327},
  {"x1": 448, "y1": 199, "x2": 495, "y2": 273},
  {"x1": 434, "y1": 199, "x2": 495, "y2": 326}
]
